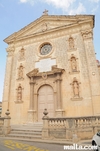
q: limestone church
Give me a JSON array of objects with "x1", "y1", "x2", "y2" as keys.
[{"x1": 2, "y1": 11, "x2": 100, "y2": 125}]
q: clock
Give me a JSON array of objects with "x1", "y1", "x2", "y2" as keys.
[{"x1": 40, "y1": 44, "x2": 52, "y2": 55}]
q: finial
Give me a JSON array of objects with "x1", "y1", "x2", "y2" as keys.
[{"x1": 43, "y1": 9, "x2": 48, "y2": 15}]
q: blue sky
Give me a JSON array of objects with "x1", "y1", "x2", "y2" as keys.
[{"x1": 0, "y1": 0, "x2": 100, "y2": 102}]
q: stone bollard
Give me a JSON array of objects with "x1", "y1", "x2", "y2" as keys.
[
  {"x1": 42, "y1": 109, "x2": 49, "y2": 139},
  {"x1": 3, "y1": 109, "x2": 11, "y2": 136}
]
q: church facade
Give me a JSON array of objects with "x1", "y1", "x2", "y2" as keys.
[{"x1": 2, "y1": 13, "x2": 100, "y2": 125}]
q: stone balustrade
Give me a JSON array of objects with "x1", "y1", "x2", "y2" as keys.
[{"x1": 42, "y1": 115, "x2": 100, "y2": 141}]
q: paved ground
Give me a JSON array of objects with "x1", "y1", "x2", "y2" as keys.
[{"x1": 0, "y1": 138, "x2": 94, "y2": 151}]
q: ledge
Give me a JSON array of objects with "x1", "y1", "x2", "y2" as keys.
[
  {"x1": 71, "y1": 97, "x2": 83, "y2": 101},
  {"x1": 14, "y1": 101, "x2": 23, "y2": 104},
  {"x1": 69, "y1": 71, "x2": 80, "y2": 74},
  {"x1": 67, "y1": 48, "x2": 77, "y2": 52},
  {"x1": 16, "y1": 78, "x2": 24, "y2": 81}
]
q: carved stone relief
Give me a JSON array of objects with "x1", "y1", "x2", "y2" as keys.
[
  {"x1": 6, "y1": 46, "x2": 15, "y2": 57},
  {"x1": 16, "y1": 84, "x2": 23, "y2": 103},
  {"x1": 17, "y1": 64, "x2": 24, "y2": 80},
  {"x1": 41, "y1": 23, "x2": 48, "y2": 32},
  {"x1": 71, "y1": 56, "x2": 77, "y2": 72},
  {"x1": 19, "y1": 47, "x2": 25, "y2": 60},
  {"x1": 71, "y1": 77, "x2": 82, "y2": 100},
  {"x1": 69, "y1": 54, "x2": 80, "y2": 74},
  {"x1": 67, "y1": 36, "x2": 77, "y2": 52},
  {"x1": 69, "y1": 37, "x2": 74, "y2": 49},
  {"x1": 81, "y1": 30, "x2": 93, "y2": 40},
  {"x1": 73, "y1": 78, "x2": 79, "y2": 97}
]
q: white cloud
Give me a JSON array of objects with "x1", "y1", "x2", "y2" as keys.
[
  {"x1": 19, "y1": 0, "x2": 99, "y2": 14},
  {"x1": 43, "y1": 0, "x2": 76, "y2": 10},
  {"x1": 20, "y1": 0, "x2": 34, "y2": 5},
  {"x1": 89, "y1": 0, "x2": 100, "y2": 3},
  {"x1": 20, "y1": 0, "x2": 27, "y2": 3},
  {"x1": 69, "y1": 3, "x2": 86, "y2": 15},
  {"x1": 91, "y1": 4, "x2": 99, "y2": 13},
  {"x1": 42, "y1": 0, "x2": 87, "y2": 15}
]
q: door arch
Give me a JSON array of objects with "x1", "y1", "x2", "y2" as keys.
[{"x1": 38, "y1": 84, "x2": 54, "y2": 121}]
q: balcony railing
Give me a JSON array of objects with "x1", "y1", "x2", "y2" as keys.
[{"x1": 42, "y1": 112, "x2": 100, "y2": 141}]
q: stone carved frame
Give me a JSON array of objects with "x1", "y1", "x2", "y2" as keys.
[
  {"x1": 34, "y1": 81, "x2": 57, "y2": 121},
  {"x1": 70, "y1": 77, "x2": 83, "y2": 101},
  {"x1": 15, "y1": 83, "x2": 23, "y2": 103},
  {"x1": 27, "y1": 66, "x2": 65, "y2": 122},
  {"x1": 67, "y1": 36, "x2": 77, "y2": 52},
  {"x1": 69, "y1": 54, "x2": 80, "y2": 74}
]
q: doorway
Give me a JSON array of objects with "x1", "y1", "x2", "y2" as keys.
[{"x1": 38, "y1": 85, "x2": 54, "y2": 121}]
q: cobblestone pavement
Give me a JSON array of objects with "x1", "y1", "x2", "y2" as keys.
[{"x1": 0, "y1": 138, "x2": 94, "y2": 151}]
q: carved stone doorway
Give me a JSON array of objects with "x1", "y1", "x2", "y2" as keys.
[{"x1": 38, "y1": 84, "x2": 54, "y2": 121}]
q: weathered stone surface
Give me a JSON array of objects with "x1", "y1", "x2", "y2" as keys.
[{"x1": 2, "y1": 14, "x2": 100, "y2": 125}]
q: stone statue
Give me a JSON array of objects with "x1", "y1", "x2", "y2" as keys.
[
  {"x1": 18, "y1": 64, "x2": 23, "y2": 79},
  {"x1": 19, "y1": 47, "x2": 25, "y2": 60},
  {"x1": 69, "y1": 37, "x2": 74, "y2": 49},
  {"x1": 73, "y1": 81, "x2": 79, "y2": 97},
  {"x1": 17, "y1": 84, "x2": 22, "y2": 101},
  {"x1": 71, "y1": 57, "x2": 77, "y2": 71}
]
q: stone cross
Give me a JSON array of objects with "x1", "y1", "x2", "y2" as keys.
[{"x1": 43, "y1": 9, "x2": 48, "y2": 15}]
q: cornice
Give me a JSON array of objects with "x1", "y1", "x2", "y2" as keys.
[
  {"x1": 27, "y1": 65, "x2": 64, "y2": 78},
  {"x1": 4, "y1": 15, "x2": 94, "y2": 44},
  {"x1": 6, "y1": 23, "x2": 93, "y2": 48}
]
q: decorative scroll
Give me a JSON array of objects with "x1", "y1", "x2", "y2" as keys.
[{"x1": 6, "y1": 46, "x2": 15, "y2": 57}]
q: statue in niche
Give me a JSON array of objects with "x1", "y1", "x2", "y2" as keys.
[
  {"x1": 71, "y1": 57, "x2": 77, "y2": 72},
  {"x1": 18, "y1": 64, "x2": 24, "y2": 79},
  {"x1": 17, "y1": 84, "x2": 22, "y2": 101},
  {"x1": 19, "y1": 47, "x2": 25, "y2": 60},
  {"x1": 69, "y1": 37, "x2": 74, "y2": 49},
  {"x1": 73, "y1": 78, "x2": 79, "y2": 98}
]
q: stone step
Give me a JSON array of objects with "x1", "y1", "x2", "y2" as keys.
[
  {"x1": 11, "y1": 125, "x2": 43, "y2": 129},
  {"x1": 10, "y1": 131, "x2": 42, "y2": 135},
  {"x1": 11, "y1": 129, "x2": 42, "y2": 132},
  {"x1": 7, "y1": 134, "x2": 42, "y2": 139},
  {"x1": 7, "y1": 123, "x2": 43, "y2": 140}
]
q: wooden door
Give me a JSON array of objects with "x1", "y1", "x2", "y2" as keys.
[{"x1": 38, "y1": 85, "x2": 54, "y2": 121}]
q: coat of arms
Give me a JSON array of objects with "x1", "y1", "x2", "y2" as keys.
[{"x1": 42, "y1": 72, "x2": 47, "y2": 80}]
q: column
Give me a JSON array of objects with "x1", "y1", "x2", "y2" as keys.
[
  {"x1": 27, "y1": 77, "x2": 35, "y2": 123},
  {"x1": 55, "y1": 73, "x2": 64, "y2": 117}
]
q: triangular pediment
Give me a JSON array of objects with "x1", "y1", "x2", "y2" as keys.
[{"x1": 4, "y1": 15, "x2": 94, "y2": 43}]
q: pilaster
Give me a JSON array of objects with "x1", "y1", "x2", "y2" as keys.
[
  {"x1": 2, "y1": 46, "x2": 15, "y2": 111},
  {"x1": 81, "y1": 29, "x2": 100, "y2": 115},
  {"x1": 27, "y1": 77, "x2": 36, "y2": 123}
]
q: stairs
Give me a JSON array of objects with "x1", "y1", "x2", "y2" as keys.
[{"x1": 6, "y1": 122, "x2": 43, "y2": 140}]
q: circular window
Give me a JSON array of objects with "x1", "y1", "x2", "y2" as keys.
[{"x1": 40, "y1": 43, "x2": 52, "y2": 55}]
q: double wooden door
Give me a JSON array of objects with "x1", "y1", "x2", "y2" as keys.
[{"x1": 38, "y1": 85, "x2": 54, "y2": 121}]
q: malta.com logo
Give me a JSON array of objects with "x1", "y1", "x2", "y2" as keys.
[{"x1": 64, "y1": 144, "x2": 97, "y2": 150}]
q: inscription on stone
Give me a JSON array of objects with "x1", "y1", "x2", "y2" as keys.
[{"x1": 35, "y1": 58, "x2": 56, "y2": 72}]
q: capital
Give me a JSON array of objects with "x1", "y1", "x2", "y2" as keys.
[
  {"x1": 6, "y1": 46, "x2": 15, "y2": 57},
  {"x1": 81, "y1": 30, "x2": 93, "y2": 40}
]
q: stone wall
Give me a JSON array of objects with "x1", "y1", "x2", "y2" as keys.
[{"x1": 2, "y1": 15, "x2": 100, "y2": 124}]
